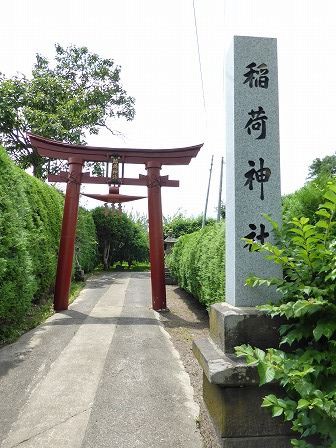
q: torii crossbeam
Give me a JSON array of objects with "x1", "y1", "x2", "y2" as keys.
[{"x1": 28, "y1": 134, "x2": 202, "y2": 312}]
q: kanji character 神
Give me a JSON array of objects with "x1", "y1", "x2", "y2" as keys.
[{"x1": 244, "y1": 158, "x2": 271, "y2": 200}]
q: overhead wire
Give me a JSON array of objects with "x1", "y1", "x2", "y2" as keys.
[
  {"x1": 192, "y1": 0, "x2": 207, "y2": 125},
  {"x1": 192, "y1": 0, "x2": 213, "y2": 224}
]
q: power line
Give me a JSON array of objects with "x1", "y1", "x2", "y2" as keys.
[
  {"x1": 217, "y1": 156, "x2": 224, "y2": 221},
  {"x1": 192, "y1": 0, "x2": 206, "y2": 116},
  {"x1": 202, "y1": 154, "x2": 214, "y2": 227}
]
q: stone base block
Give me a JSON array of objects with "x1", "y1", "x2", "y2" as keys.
[
  {"x1": 209, "y1": 303, "x2": 282, "y2": 354},
  {"x1": 203, "y1": 373, "x2": 292, "y2": 439},
  {"x1": 193, "y1": 337, "x2": 259, "y2": 386}
]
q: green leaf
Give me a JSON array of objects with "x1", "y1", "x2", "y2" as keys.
[
  {"x1": 313, "y1": 321, "x2": 336, "y2": 341},
  {"x1": 315, "y1": 220, "x2": 329, "y2": 229},
  {"x1": 316, "y1": 209, "x2": 331, "y2": 218},
  {"x1": 258, "y1": 363, "x2": 275, "y2": 385},
  {"x1": 289, "y1": 228, "x2": 304, "y2": 236},
  {"x1": 321, "y1": 201, "x2": 336, "y2": 211},
  {"x1": 261, "y1": 394, "x2": 278, "y2": 407},
  {"x1": 272, "y1": 406, "x2": 283, "y2": 417},
  {"x1": 297, "y1": 399, "x2": 310, "y2": 409},
  {"x1": 324, "y1": 189, "x2": 336, "y2": 204}
]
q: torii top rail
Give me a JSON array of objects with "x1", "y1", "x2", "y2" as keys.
[{"x1": 28, "y1": 134, "x2": 202, "y2": 311}]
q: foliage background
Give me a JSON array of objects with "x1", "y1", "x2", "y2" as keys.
[
  {"x1": 167, "y1": 222, "x2": 224, "y2": 306},
  {"x1": 0, "y1": 148, "x2": 97, "y2": 341},
  {"x1": 163, "y1": 213, "x2": 215, "y2": 239},
  {"x1": 92, "y1": 207, "x2": 148, "y2": 270}
]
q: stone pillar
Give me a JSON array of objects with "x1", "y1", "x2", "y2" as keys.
[
  {"x1": 226, "y1": 36, "x2": 282, "y2": 307},
  {"x1": 194, "y1": 37, "x2": 291, "y2": 447},
  {"x1": 54, "y1": 157, "x2": 83, "y2": 311}
]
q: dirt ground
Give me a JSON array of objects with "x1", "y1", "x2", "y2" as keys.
[{"x1": 160, "y1": 285, "x2": 221, "y2": 448}]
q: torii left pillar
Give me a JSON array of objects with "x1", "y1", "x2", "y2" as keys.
[
  {"x1": 54, "y1": 157, "x2": 83, "y2": 311},
  {"x1": 146, "y1": 161, "x2": 166, "y2": 311}
]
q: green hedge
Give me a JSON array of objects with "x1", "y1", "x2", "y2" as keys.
[
  {"x1": 163, "y1": 214, "x2": 216, "y2": 238},
  {"x1": 0, "y1": 148, "x2": 97, "y2": 340},
  {"x1": 0, "y1": 151, "x2": 36, "y2": 332},
  {"x1": 167, "y1": 222, "x2": 224, "y2": 306},
  {"x1": 76, "y1": 208, "x2": 98, "y2": 273}
]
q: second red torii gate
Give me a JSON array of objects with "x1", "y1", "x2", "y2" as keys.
[{"x1": 28, "y1": 134, "x2": 202, "y2": 312}]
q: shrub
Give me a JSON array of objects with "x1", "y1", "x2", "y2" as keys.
[
  {"x1": 236, "y1": 182, "x2": 336, "y2": 446},
  {"x1": 76, "y1": 208, "x2": 98, "y2": 273},
  {"x1": 21, "y1": 172, "x2": 64, "y2": 300},
  {"x1": 167, "y1": 222, "x2": 224, "y2": 306},
  {"x1": 0, "y1": 147, "x2": 98, "y2": 341},
  {"x1": 0, "y1": 151, "x2": 36, "y2": 337}
]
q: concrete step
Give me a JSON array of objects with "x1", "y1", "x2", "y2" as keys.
[{"x1": 192, "y1": 337, "x2": 258, "y2": 386}]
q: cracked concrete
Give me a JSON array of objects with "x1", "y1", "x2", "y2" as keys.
[{"x1": 0, "y1": 272, "x2": 203, "y2": 448}]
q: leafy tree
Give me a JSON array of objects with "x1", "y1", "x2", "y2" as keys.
[
  {"x1": 163, "y1": 213, "x2": 215, "y2": 239},
  {"x1": 307, "y1": 154, "x2": 336, "y2": 180},
  {"x1": 236, "y1": 182, "x2": 336, "y2": 446},
  {"x1": 92, "y1": 207, "x2": 148, "y2": 270},
  {"x1": 119, "y1": 222, "x2": 149, "y2": 268},
  {"x1": 0, "y1": 44, "x2": 135, "y2": 178},
  {"x1": 283, "y1": 178, "x2": 327, "y2": 224}
]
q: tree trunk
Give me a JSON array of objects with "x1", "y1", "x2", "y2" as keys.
[
  {"x1": 103, "y1": 241, "x2": 110, "y2": 270},
  {"x1": 32, "y1": 149, "x2": 44, "y2": 178}
]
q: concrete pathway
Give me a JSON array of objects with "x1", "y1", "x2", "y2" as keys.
[{"x1": 0, "y1": 272, "x2": 203, "y2": 448}]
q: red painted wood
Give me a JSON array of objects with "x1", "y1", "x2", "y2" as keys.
[
  {"x1": 54, "y1": 158, "x2": 83, "y2": 311},
  {"x1": 48, "y1": 173, "x2": 179, "y2": 187},
  {"x1": 146, "y1": 161, "x2": 166, "y2": 310},
  {"x1": 28, "y1": 133, "x2": 202, "y2": 165},
  {"x1": 82, "y1": 192, "x2": 145, "y2": 202}
]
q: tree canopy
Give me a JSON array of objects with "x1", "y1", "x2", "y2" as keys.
[
  {"x1": 0, "y1": 44, "x2": 135, "y2": 178},
  {"x1": 163, "y1": 213, "x2": 216, "y2": 239},
  {"x1": 92, "y1": 207, "x2": 149, "y2": 270},
  {"x1": 307, "y1": 153, "x2": 336, "y2": 179}
]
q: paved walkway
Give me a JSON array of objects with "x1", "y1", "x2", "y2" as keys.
[{"x1": 0, "y1": 272, "x2": 203, "y2": 448}]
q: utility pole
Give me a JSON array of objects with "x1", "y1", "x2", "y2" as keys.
[
  {"x1": 217, "y1": 156, "x2": 224, "y2": 221},
  {"x1": 202, "y1": 155, "x2": 214, "y2": 228}
]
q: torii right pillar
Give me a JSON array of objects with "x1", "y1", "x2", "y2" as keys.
[{"x1": 146, "y1": 161, "x2": 166, "y2": 311}]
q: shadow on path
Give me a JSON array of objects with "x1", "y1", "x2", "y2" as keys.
[{"x1": 45, "y1": 309, "x2": 159, "y2": 327}]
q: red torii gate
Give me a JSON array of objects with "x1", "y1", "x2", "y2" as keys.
[{"x1": 28, "y1": 134, "x2": 202, "y2": 312}]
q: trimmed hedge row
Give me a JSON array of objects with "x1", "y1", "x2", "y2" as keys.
[
  {"x1": 167, "y1": 222, "x2": 224, "y2": 306},
  {"x1": 167, "y1": 179, "x2": 333, "y2": 308},
  {"x1": 0, "y1": 148, "x2": 97, "y2": 339}
]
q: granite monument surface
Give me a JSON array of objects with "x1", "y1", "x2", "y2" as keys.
[{"x1": 226, "y1": 35, "x2": 282, "y2": 307}]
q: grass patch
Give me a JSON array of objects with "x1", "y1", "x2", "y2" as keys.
[
  {"x1": 69, "y1": 280, "x2": 86, "y2": 305},
  {"x1": 111, "y1": 262, "x2": 150, "y2": 272},
  {"x1": 0, "y1": 280, "x2": 87, "y2": 347}
]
